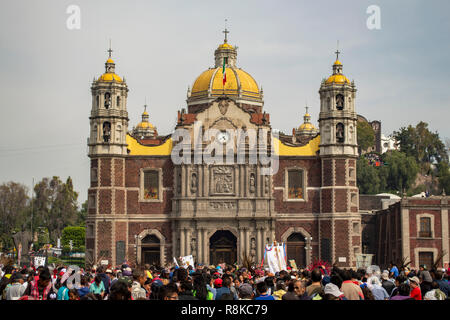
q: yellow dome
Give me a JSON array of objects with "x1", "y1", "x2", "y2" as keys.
[
  {"x1": 218, "y1": 42, "x2": 234, "y2": 50},
  {"x1": 98, "y1": 73, "x2": 123, "y2": 82},
  {"x1": 334, "y1": 60, "x2": 342, "y2": 65},
  {"x1": 325, "y1": 74, "x2": 350, "y2": 85},
  {"x1": 298, "y1": 122, "x2": 317, "y2": 131},
  {"x1": 106, "y1": 58, "x2": 115, "y2": 63},
  {"x1": 191, "y1": 67, "x2": 260, "y2": 99},
  {"x1": 136, "y1": 121, "x2": 154, "y2": 129}
]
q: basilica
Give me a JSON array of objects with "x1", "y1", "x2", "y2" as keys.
[{"x1": 85, "y1": 32, "x2": 362, "y2": 269}]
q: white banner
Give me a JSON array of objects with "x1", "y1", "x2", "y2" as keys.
[
  {"x1": 180, "y1": 255, "x2": 195, "y2": 269},
  {"x1": 264, "y1": 243, "x2": 287, "y2": 274}
]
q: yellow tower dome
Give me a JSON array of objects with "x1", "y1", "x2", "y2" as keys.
[
  {"x1": 187, "y1": 27, "x2": 263, "y2": 108},
  {"x1": 325, "y1": 51, "x2": 350, "y2": 85},
  {"x1": 133, "y1": 104, "x2": 158, "y2": 139},
  {"x1": 97, "y1": 47, "x2": 123, "y2": 83}
]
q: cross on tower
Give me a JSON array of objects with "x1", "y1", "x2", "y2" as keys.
[
  {"x1": 335, "y1": 40, "x2": 340, "y2": 61},
  {"x1": 223, "y1": 19, "x2": 229, "y2": 43},
  {"x1": 305, "y1": 105, "x2": 309, "y2": 115},
  {"x1": 107, "y1": 39, "x2": 113, "y2": 58}
]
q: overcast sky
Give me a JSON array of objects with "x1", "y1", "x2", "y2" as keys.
[{"x1": 0, "y1": 0, "x2": 449, "y2": 205}]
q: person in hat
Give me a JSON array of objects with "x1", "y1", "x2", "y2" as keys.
[
  {"x1": 323, "y1": 283, "x2": 346, "y2": 300},
  {"x1": 409, "y1": 276, "x2": 422, "y2": 300},
  {"x1": 5, "y1": 272, "x2": 25, "y2": 300}
]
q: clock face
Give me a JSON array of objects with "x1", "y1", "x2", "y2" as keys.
[{"x1": 216, "y1": 131, "x2": 230, "y2": 144}]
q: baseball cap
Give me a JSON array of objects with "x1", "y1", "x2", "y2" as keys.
[{"x1": 214, "y1": 278, "x2": 223, "y2": 287}]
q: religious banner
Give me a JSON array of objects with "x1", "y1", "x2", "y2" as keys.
[
  {"x1": 288, "y1": 259, "x2": 298, "y2": 271},
  {"x1": 173, "y1": 257, "x2": 179, "y2": 267},
  {"x1": 180, "y1": 255, "x2": 195, "y2": 269},
  {"x1": 263, "y1": 242, "x2": 287, "y2": 274},
  {"x1": 33, "y1": 254, "x2": 47, "y2": 268}
]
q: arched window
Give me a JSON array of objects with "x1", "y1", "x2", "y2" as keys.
[
  {"x1": 336, "y1": 94, "x2": 344, "y2": 110},
  {"x1": 104, "y1": 92, "x2": 111, "y2": 109},
  {"x1": 336, "y1": 123, "x2": 345, "y2": 143},
  {"x1": 102, "y1": 122, "x2": 111, "y2": 142}
]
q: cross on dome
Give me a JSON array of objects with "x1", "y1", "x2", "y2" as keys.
[{"x1": 223, "y1": 19, "x2": 230, "y2": 43}]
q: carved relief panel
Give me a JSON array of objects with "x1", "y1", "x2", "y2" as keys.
[{"x1": 209, "y1": 166, "x2": 234, "y2": 196}]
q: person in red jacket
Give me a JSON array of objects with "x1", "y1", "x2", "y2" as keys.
[{"x1": 409, "y1": 276, "x2": 422, "y2": 300}]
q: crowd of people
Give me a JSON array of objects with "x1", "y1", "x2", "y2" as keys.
[{"x1": 0, "y1": 261, "x2": 449, "y2": 301}]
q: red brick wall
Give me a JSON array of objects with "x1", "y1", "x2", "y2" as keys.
[
  {"x1": 97, "y1": 221, "x2": 112, "y2": 261},
  {"x1": 322, "y1": 159, "x2": 332, "y2": 186},
  {"x1": 334, "y1": 189, "x2": 347, "y2": 212},
  {"x1": 321, "y1": 189, "x2": 332, "y2": 213},
  {"x1": 274, "y1": 158, "x2": 322, "y2": 188},
  {"x1": 100, "y1": 158, "x2": 111, "y2": 187},
  {"x1": 99, "y1": 189, "x2": 112, "y2": 214},
  {"x1": 115, "y1": 189, "x2": 125, "y2": 214},
  {"x1": 335, "y1": 159, "x2": 346, "y2": 186},
  {"x1": 335, "y1": 220, "x2": 349, "y2": 267},
  {"x1": 114, "y1": 159, "x2": 124, "y2": 187}
]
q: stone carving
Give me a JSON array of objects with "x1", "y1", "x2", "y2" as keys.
[
  {"x1": 218, "y1": 100, "x2": 229, "y2": 115},
  {"x1": 191, "y1": 172, "x2": 198, "y2": 194},
  {"x1": 249, "y1": 173, "x2": 256, "y2": 194},
  {"x1": 209, "y1": 201, "x2": 236, "y2": 210},
  {"x1": 265, "y1": 175, "x2": 269, "y2": 194},
  {"x1": 250, "y1": 237, "x2": 256, "y2": 261},
  {"x1": 104, "y1": 92, "x2": 111, "y2": 109},
  {"x1": 212, "y1": 166, "x2": 233, "y2": 194}
]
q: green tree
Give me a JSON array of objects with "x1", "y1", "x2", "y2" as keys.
[
  {"x1": 394, "y1": 122, "x2": 448, "y2": 169},
  {"x1": 0, "y1": 182, "x2": 29, "y2": 250},
  {"x1": 381, "y1": 151, "x2": 420, "y2": 193},
  {"x1": 437, "y1": 162, "x2": 450, "y2": 195},
  {"x1": 357, "y1": 121, "x2": 375, "y2": 154},
  {"x1": 33, "y1": 176, "x2": 79, "y2": 244},
  {"x1": 357, "y1": 157, "x2": 381, "y2": 194},
  {"x1": 61, "y1": 226, "x2": 85, "y2": 248},
  {"x1": 76, "y1": 200, "x2": 87, "y2": 226}
]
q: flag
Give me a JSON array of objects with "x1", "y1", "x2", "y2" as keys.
[{"x1": 222, "y1": 57, "x2": 227, "y2": 86}]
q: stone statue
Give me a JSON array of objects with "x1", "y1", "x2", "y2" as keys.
[
  {"x1": 249, "y1": 173, "x2": 255, "y2": 194},
  {"x1": 190, "y1": 172, "x2": 197, "y2": 193},
  {"x1": 250, "y1": 237, "x2": 256, "y2": 262}
]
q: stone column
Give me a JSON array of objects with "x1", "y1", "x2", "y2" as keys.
[
  {"x1": 185, "y1": 229, "x2": 191, "y2": 255},
  {"x1": 197, "y1": 228, "x2": 203, "y2": 264},
  {"x1": 239, "y1": 227, "x2": 245, "y2": 263},
  {"x1": 203, "y1": 229, "x2": 209, "y2": 265},
  {"x1": 181, "y1": 166, "x2": 186, "y2": 197},
  {"x1": 256, "y1": 227, "x2": 262, "y2": 264},
  {"x1": 180, "y1": 228, "x2": 185, "y2": 257},
  {"x1": 245, "y1": 228, "x2": 250, "y2": 257}
]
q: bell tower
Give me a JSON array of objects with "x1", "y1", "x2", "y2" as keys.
[
  {"x1": 318, "y1": 48, "x2": 361, "y2": 268},
  {"x1": 88, "y1": 47, "x2": 129, "y2": 156},
  {"x1": 86, "y1": 46, "x2": 129, "y2": 266}
]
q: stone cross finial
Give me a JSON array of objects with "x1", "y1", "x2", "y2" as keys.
[
  {"x1": 107, "y1": 39, "x2": 113, "y2": 58},
  {"x1": 223, "y1": 19, "x2": 229, "y2": 43}
]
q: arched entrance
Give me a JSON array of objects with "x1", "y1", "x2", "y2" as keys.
[
  {"x1": 286, "y1": 233, "x2": 306, "y2": 268},
  {"x1": 141, "y1": 234, "x2": 160, "y2": 267},
  {"x1": 209, "y1": 230, "x2": 237, "y2": 265}
]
